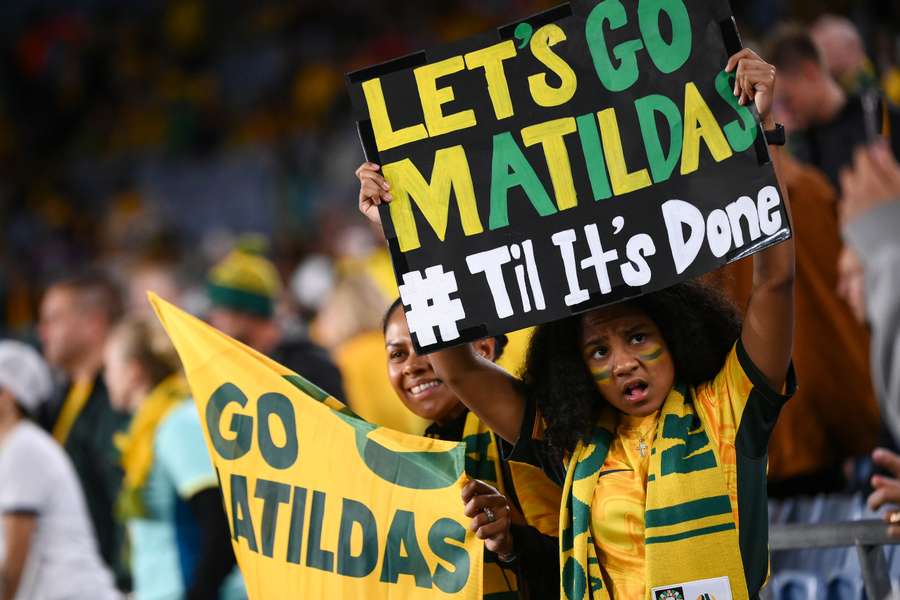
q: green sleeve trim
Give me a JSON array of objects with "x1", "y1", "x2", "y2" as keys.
[{"x1": 735, "y1": 340, "x2": 797, "y2": 406}]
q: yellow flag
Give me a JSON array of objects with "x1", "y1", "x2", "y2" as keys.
[{"x1": 149, "y1": 294, "x2": 483, "y2": 599}]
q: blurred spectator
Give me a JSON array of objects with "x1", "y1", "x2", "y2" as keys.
[
  {"x1": 313, "y1": 274, "x2": 428, "y2": 434},
  {"x1": 36, "y1": 270, "x2": 131, "y2": 589},
  {"x1": 836, "y1": 246, "x2": 868, "y2": 324},
  {"x1": 206, "y1": 236, "x2": 345, "y2": 399},
  {"x1": 707, "y1": 152, "x2": 881, "y2": 497},
  {"x1": 105, "y1": 317, "x2": 245, "y2": 600},
  {"x1": 126, "y1": 254, "x2": 188, "y2": 319},
  {"x1": 289, "y1": 254, "x2": 336, "y2": 320},
  {"x1": 838, "y1": 142, "x2": 900, "y2": 537},
  {"x1": 0, "y1": 0, "x2": 569, "y2": 342},
  {"x1": 0, "y1": 340, "x2": 119, "y2": 600},
  {"x1": 867, "y1": 447, "x2": 900, "y2": 537},
  {"x1": 766, "y1": 25, "x2": 900, "y2": 187},
  {"x1": 840, "y1": 142, "x2": 900, "y2": 442},
  {"x1": 810, "y1": 14, "x2": 877, "y2": 94}
]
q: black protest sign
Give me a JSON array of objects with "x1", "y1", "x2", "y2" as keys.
[{"x1": 347, "y1": 0, "x2": 790, "y2": 353}]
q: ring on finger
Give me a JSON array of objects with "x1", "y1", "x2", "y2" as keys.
[{"x1": 484, "y1": 507, "x2": 496, "y2": 523}]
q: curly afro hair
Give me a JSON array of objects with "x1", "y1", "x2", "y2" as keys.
[{"x1": 521, "y1": 279, "x2": 742, "y2": 453}]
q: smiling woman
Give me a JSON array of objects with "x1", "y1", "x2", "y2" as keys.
[
  {"x1": 383, "y1": 300, "x2": 501, "y2": 425},
  {"x1": 380, "y1": 298, "x2": 562, "y2": 599}
]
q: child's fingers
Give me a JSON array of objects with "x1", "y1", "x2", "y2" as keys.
[
  {"x1": 741, "y1": 75, "x2": 755, "y2": 103},
  {"x1": 733, "y1": 65, "x2": 752, "y2": 105},
  {"x1": 725, "y1": 48, "x2": 755, "y2": 73},
  {"x1": 354, "y1": 162, "x2": 381, "y2": 177},
  {"x1": 358, "y1": 170, "x2": 390, "y2": 190},
  {"x1": 741, "y1": 63, "x2": 774, "y2": 89},
  {"x1": 360, "y1": 181, "x2": 387, "y2": 203},
  {"x1": 360, "y1": 178, "x2": 391, "y2": 201}
]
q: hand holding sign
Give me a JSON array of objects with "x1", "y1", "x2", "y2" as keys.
[
  {"x1": 348, "y1": 0, "x2": 791, "y2": 354},
  {"x1": 724, "y1": 48, "x2": 776, "y2": 125},
  {"x1": 357, "y1": 162, "x2": 391, "y2": 225}
]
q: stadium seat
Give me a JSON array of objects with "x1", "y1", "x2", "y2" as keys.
[
  {"x1": 787, "y1": 496, "x2": 825, "y2": 524},
  {"x1": 770, "y1": 495, "x2": 870, "y2": 578},
  {"x1": 770, "y1": 499, "x2": 782, "y2": 521},
  {"x1": 813, "y1": 495, "x2": 863, "y2": 576},
  {"x1": 825, "y1": 571, "x2": 864, "y2": 600},
  {"x1": 769, "y1": 570, "x2": 822, "y2": 600},
  {"x1": 821, "y1": 494, "x2": 863, "y2": 522},
  {"x1": 772, "y1": 496, "x2": 827, "y2": 572},
  {"x1": 889, "y1": 542, "x2": 900, "y2": 580}
]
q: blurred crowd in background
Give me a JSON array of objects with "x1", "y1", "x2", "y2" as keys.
[
  {"x1": 0, "y1": 0, "x2": 587, "y2": 338},
  {"x1": 0, "y1": 0, "x2": 897, "y2": 342},
  {"x1": 1, "y1": 0, "x2": 900, "y2": 598}
]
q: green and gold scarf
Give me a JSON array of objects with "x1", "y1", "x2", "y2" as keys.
[{"x1": 559, "y1": 385, "x2": 749, "y2": 600}]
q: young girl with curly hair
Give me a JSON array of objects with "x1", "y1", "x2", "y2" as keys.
[{"x1": 358, "y1": 49, "x2": 792, "y2": 600}]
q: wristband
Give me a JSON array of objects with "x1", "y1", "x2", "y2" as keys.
[{"x1": 764, "y1": 123, "x2": 786, "y2": 146}]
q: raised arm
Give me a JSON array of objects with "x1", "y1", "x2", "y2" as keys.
[
  {"x1": 429, "y1": 345, "x2": 525, "y2": 443},
  {"x1": 356, "y1": 163, "x2": 527, "y2": 442},
  {"x1": 726, "y1": 49, "x2": 795, "y2": 390}
]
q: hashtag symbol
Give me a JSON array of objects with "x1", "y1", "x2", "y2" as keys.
[{"x1": 398, "y1": 265, "x2": 466, "y2": 347}]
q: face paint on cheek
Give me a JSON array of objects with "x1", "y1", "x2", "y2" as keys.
[
  {"x1": 638, "y1": 345, "x2": 664, "y2": 363},
  {"x1": 592, "y1": 368, "x2": 611, "y2": 385}
]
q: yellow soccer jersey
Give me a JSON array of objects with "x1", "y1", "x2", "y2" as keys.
[{"x1": 509, "y1": 340, "x2": 795, "y2": 599}]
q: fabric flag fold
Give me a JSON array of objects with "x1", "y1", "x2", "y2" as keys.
[{"x1": 149, "y1": 293, "x2": 484, "y2": 599}]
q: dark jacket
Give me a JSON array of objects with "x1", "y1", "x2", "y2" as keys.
[{"x1": 270, "y1": 335, "x2": 346, "y2": 401}]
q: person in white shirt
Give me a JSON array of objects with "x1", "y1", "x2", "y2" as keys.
[{"x1": 0, "y1": 340, "x2": 119, "y2": 600}]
